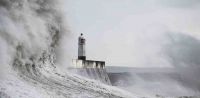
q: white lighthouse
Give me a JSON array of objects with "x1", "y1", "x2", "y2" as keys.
[
  {"x1": 78, "y1": 33, "x2": 86, "y2": 60},
  {"x1": 72, "y1": 33, "x2": 111, "y2": 85},
  {"x1": 73, "y1": 33, "x2": 106, "y2": 68}
]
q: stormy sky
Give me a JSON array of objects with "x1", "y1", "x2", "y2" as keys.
[{"x1": 64, "y1": 0, "x2": 200, "y2": 67}]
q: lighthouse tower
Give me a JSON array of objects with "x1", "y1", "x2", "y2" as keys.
[
  {"x1": 72, "y1": 33, "x2": 111, "y2": 85},
  {"x1": 78, "y1": 33, "x2": 86, "y2": 60},
  {"x1": 74, "y1": 33, "x2": 106, "y2": 68}
]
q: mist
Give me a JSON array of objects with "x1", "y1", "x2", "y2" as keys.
[
  {"x1": 0, "y1": 0, "x2": 134, "y2": 98},
  {"x1": 1, "y1": 0, "x2": 200, "y2": 97},
  {"x1": 111, "y1": 31, "x2": 200, "y2": 96},
  {"x1": 66, "y1": 1, "x2": 200, "y2": 96},
  {"x1": 66, "y1": 0, "x2": 200, "y2": 67}
]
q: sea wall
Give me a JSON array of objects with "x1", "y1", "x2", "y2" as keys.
[{"x1": 72, "y1": 60, "x2": 111, "y2": 85}]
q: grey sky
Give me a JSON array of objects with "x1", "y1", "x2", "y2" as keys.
[{"x1": 65, "y1": 0, "x2": 200, "y2": 67}]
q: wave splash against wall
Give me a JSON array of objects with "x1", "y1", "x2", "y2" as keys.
[{"x1": 0, "y1": 0, "x2": 132, "y2": 98}]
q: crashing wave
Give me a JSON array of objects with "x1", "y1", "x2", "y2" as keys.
[{"x1": 0, "y1": 0, "x2": 134, "y2": 97}]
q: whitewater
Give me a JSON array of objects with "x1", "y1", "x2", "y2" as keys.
[
  {"x1": 0, "y1": 0, "x2": 199, "y2": 98},
  {"x1": 0, "y1": 0, "x2": 136, "y2": 97}
]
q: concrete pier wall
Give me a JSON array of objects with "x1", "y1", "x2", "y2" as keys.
[
  {"x1": 72, "y1": 59, "x2": 111, "y2": 85},
  {"x1": 72, "y1": 59, "x2": 105, "y2": 68}
]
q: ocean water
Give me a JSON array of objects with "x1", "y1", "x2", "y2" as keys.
[
  {"x1": 0, "y1": 0, "x2": 133, "y2": 98},
  {"x1": 0, "y1": 0, "x2": 199, "y2": 98}
]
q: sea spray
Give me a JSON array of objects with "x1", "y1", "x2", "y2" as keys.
[{"x1": 0, "y1": 0, "x2": 134, "y2": 98}]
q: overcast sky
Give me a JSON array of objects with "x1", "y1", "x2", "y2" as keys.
[{"x1": 64, "y1": 0, "x2": 200, "y2": 67}]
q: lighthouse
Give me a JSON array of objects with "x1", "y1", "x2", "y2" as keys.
[
  {"x1": 72, "y1": 33, "x2": 111, "y2": 85},
  {"x1": 78, "y1": 33, "x2": 86, "y2": 60},
  {"x1": 73, "y1": 33, "x2": 106, "y2": 68}
]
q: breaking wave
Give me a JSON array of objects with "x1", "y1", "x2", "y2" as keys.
[
  {"x1": 0, "y1": 0, "x2": 132, "y2": 97},
  {"x1": 0, "y1": 0, "x2": 199, "y2": 98}
]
